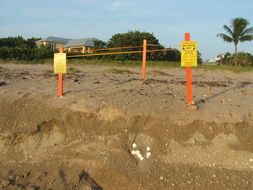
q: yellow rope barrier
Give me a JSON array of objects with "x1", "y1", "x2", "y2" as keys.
[
  {"x1": 147, "y1": 49, "x2": 178, "y2": 53},
  {"x1": 148, "y1": 44, "x2": 181, "y2": 47},
  {"x1": 71, "y1": 45, "x2": 143, "y2": 54},
  {"x1": 66, "y1": 48, "x2": 178, "y2": 58},
  {"x1": 67, "y1": 50, "x2": 143, "y2": 58},
  {"x1": 147, "y1": 44, "x2": 163, "y2": 47},
  {"x1": 93, "y1": 45, "x2": 143, "y2": 51}
]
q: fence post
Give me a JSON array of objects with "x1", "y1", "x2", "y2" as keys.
[
  {"x1": 142, "y1": 39, "x2": 147, "y2": 80},
  {"x1": 58, "y1": 47, "x2": 64, "y2": 97},
  {"x1": 185, "y1": 33, "x2": 193, "y2": 104}
]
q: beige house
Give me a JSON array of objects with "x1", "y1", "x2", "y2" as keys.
[
  {"x1": 64, "y1": 38, "x2": 97, "y2": 53},
  {"x1": 36, "y1": 37, "x2": 71, "y2": 50},
  {"x1": 36, "y1": 36, "x2": 98, "y2": 53}
]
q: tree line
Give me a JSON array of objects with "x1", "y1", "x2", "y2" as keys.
[
  {"x1": 0, "y1": 31, "x2": 183, "y2": 63},
  {"x1": 0, "y1": 36, "x2": 53, "y2": 61},
  {"x1": 3, "y1": 18, "x2": 253, "y2": 66},
  {"x1": 68, "y1": 31, "x2": 183, "y2": 62}
]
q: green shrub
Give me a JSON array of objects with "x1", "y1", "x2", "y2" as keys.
[{"x1": 0, "y1": 36, "x2": 53, "y2": 62}]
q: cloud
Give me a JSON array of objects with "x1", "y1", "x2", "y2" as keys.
[{"x1": 105, "y1": 0, "x2": 133, "y2": 11}]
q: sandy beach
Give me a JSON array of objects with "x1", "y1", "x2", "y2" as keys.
[{"x1": 0, "y1": 63, "x2": 253, "y2": 189}]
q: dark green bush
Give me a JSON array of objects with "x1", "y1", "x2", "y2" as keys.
[{"x1": 0, "y1": 36, "x2": 53, "y2": 62}]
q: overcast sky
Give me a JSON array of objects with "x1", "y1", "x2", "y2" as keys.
[{"x1": 0, "y1": 0, "x2": 253, "y2": 60}]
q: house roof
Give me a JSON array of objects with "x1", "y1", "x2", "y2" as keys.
[
  {"x1": 64, "y1": 37, "x2": 98, "y2": 48},
  {"x1": 37, "y1": 36, "x2": 71, "y2": 44}
]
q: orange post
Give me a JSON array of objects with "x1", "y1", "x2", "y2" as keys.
[
  {"x1": 185, "y1": 33, "x2": 193, "y2": 104},
  {"x1": 58, "y1": 48, "x2": 64, "y2": 97},
  {"x1": 142, "y1": 39, "x2": 147, "y2": 80}
]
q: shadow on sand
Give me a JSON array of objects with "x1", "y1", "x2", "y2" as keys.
[{"x1": 195, "y1": 82, "x2": 252, "y2": 106}]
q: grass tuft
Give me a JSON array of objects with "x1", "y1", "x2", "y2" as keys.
[
  {"x1": 0, "y1": 59, "x2": 52, "y2": 64},
  {"x1": 198, "y1": 64, "x2": 253, "y2": 72},
  {"x1": 68, "y1": 67, "x2": 81, "y2": 73}
]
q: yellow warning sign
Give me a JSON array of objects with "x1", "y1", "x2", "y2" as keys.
[
  {"x1": 54, "y1": 53, "x2": 67, "y2": 74},
  {"x1": 181, "y1": 41, "x2": 197, "y2": 67}
]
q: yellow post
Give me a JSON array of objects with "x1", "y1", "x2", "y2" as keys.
[{"x1": 142, "y1": 39, "x2": 147, "y2": 80}]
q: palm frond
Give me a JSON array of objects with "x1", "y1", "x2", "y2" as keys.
[
  {"x1": 232, "y1": 18, "x2": 249, "y2": 28},
  {"x1": 241, "y1": 27, "x2": 253, "y2": 36},
  {"x1": 239, "y1": 35, "x2": 253, "y2": 42},
  {"x1": 223, "y1": 25, "x2": 233, "y2": 36},
  {"x1": 216, "y1": 33, "x2": 233, "y2": 42},
  {"x1": 232, "y1": 18, "x2": 249, "y2": 37}
]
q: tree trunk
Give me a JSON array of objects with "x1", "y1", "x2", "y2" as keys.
[{"x1": 234, "y1": 43, "x2": 238, "y2": 67}]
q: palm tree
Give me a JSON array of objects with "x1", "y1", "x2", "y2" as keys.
[{"x1": 217, "y1": 18, "x2": 253, "y2": 55}]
